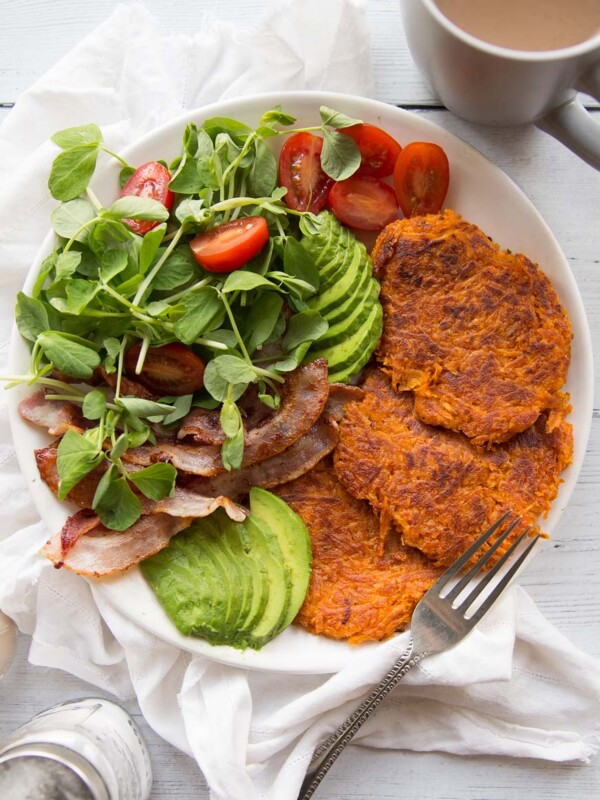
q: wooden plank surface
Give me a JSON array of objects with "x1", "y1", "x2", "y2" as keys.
[
  {"x1": 1, "y1": 2, "x2": 600, "y2": 799},
  {"x1": 1, "y1": 0, "x2": 599, "y2": 108}
]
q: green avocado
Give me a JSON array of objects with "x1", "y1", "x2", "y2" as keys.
[
  {"x1": 141, "y1": 496, "x2": 311, "y2": 650},
  {"x1": 314, "y1": 279, "x2": 380, "y2": 349},
  {"x1": 248, "y1": 487, "x2": 312, "y2": 632},
  {"x1": 317, "y1": 229, "x2": 357, "y2": 291},
  {"x1": 200, "y1": 514, "x2": 253, "y2": 635},
  {"x1": 141, "y1": 521, "x2": 230, "y2": 639},
  {"x1": 199, "y1": 529, "x2": 244, "y2": 634},
  {"x1": 309, "y1": 301, "x2": 383, "y2": 376},
  {"x1": 322, "y1": 262, "x2": 372, "y2": 326},
  {"x1": 226, "y1": 518, "x2": 269, "y2": 636},
  {"x1": 308, "y1": 244, "x2": 369, "y2": 317},
  {"x1": 242, "y1": 516, "x2": 292, "y2": 648},
  {"x1": 301, "y1": 211, "x2": 347, "y2": 268}
]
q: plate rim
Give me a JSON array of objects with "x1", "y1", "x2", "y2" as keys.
[{"x1": 7, "y1": 90, "x2": 594, "y2": 674}]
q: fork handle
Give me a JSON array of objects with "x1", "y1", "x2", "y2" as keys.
[{"x1": 297, "y1": 639, "x2": 428, "y2": 800}]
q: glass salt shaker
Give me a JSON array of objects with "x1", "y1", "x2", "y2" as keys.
[{"x1": 0, "y1": 697, "x2": 152, "y2": 799}]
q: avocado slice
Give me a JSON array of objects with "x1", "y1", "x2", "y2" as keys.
[
  {"x1": 308, "y1": 245, "x2": 369, "y2": 317},
  {"x1": 200, "y1": 513, "x2": 252, "y2": 636},
  {"x1": 314, "y1": 279, "x2": 380, "y2": 349},
  {"x1": 301, "y1": 212, "x2": 347, "y2": 267},
  {"x1": 242, "y1": 516, "x2": 292, "y2": 648},
  {"x1": 214, "y1": 516, "x2": 270, "y2": 641},
  {"x1": 248, "y1": 487, "x2": 312, "y2": 632},
  {"x1": 141, "y1": 521, "x2": 230, "y2": 639},
  {"x1": 309, "y1": 301, "x2": 383, "y2": 377},
  {"x1": 199, "y1": 528, "x2": 244, "y2": 635},
  {"x1": 317, "y1": 222, "x2": 352, "y2": 268},
  {"x1": 322, "y1": 263, "x2": 373, "y2": 326},
  {"x1": 317, "y1": 229, "x2": 356, "y2": 290}
]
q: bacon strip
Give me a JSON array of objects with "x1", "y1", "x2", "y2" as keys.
[
  {"x1": 36, "y1": 443, "x2": 104, "y2": 507},
  {"x1": 41, "y1": 511, "x2": 193, "y2": 576},
  {"x1": 141, "y1": 490, "x2": 247, "y2": 522},
  {"x1": 35, "y1": 445, "x2": 247, "y2": 524},
  {"x1": 177, "y1": 406, "x2": 226, "y2": 445},
  {"x1": 19, "y1": 390, "x2": 84, "y2": 435},
  {"x1": 325, "y1": 384, "x2": 365, "y2": 421},
  {"x1": 125, "y1": 359, "x2": 331, "y2": 475},
  {"x1": 178, "y1": 378, "x2": 363, "y2": 445},
  {"x1": 181, "y1": 417, "x2": 340, "y2": 499},
  {"x1": 178, "y1": 384, "x2": 273, "y2": 445},
  {"x1": 59, "y1": 508, "x2": 101, "y2": 561}
]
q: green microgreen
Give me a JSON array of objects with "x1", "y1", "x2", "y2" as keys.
[{"x1": 6, "y1": 104, "x2": 366, "y2": 524}]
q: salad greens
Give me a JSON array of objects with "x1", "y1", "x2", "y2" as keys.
[{"x1": 7, "y1": 105, "x2": 366, "y2": 531}]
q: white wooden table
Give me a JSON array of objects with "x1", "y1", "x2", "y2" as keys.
[{"x1": 1, "y1": 2, "x2": 599, "y2": 798}]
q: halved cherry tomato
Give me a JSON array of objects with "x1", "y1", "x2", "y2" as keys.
[
  {"x1": 124, "y1": 342, "x2": 205, "y2": 397},
  {"x1": 341, "y1": 123, "x2": 402, "y2": 178},
  {"x1": 278, "y1": 132, "x2": 333, "y2": 213},
  {"x1": 189, "y1": 216, "x2": 269, "y2": 273},
  {"x1": 328, "y1": 175, "x2": 399, "y2": 231},
  {"x1": 393, "y1": 142, "x2": 450, "y2": 218},
  {"x1": 120, "y1": 161, "x2": 174, "y2": 236}
]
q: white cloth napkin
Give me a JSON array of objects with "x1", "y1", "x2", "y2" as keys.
[{"x1": 0, "y1": 3, "x2": 599, "y2": 798}]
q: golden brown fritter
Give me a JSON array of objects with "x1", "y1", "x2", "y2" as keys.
[
  {"x1": 334, "y1": 369, "x2": 573, "y2": 567},
  {"x1": 275, "y1": 458, "x2": 443, "y2": 644},
  {"x1": 371, "y1": 210, "x2": 572, "y2": 445}
]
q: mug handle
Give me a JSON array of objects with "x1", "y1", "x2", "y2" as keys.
[{"x1": 536, "y1": 62, "x2": 600, "y2": 170}]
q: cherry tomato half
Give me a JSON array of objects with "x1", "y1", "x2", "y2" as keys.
[
  {"x1": 393, "y1": 142, "x2": 450, "y2": 218},
  {"x1": 341, "y1": 123, "x2": 402, "y2": 178},
  {"x1": 328, "y1": 175, "x2": 399, "y2": 231},
  {"x1": 124, "y1": 342, "x2": 205, "y2": 397},
  {"x1": 278, "y1": 132, "x2": 333, "y2": 213},
  {"x1": 120, "y1": 161, "x2": 174, "y2": 236},
  {"x1": 189, "y1": 216, "x2": 269, "y2": 273}
]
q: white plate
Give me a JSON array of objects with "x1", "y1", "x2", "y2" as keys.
[{"x1": 7, "y1": 91, "x2": 594, "y2": 674}]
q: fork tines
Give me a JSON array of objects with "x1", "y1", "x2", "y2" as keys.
[{"x1": 433, "y1": 511, "x2": 540, "y2": 617}]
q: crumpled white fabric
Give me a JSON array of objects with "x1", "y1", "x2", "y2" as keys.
[{"x1": 0, "y1": 3, "x2": 598, "y2": 799}]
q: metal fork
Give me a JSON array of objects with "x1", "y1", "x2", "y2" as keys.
[{"x1": 297, "y1": 512, "x2": 539, "y2": 800}]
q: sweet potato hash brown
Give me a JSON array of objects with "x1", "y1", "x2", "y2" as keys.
[
  {"x1": 371, "y1": 210, "x2": 572, "y2": 446},
  {"x1": 333, "y1": 368, "x2": 573, "y2": 568},
  {"x1": 275, "y1": 458, "x2": 443, "y2": 644}
]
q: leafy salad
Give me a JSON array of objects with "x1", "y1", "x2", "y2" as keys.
[{"x1": 7, "y1": 105, "x2": 388, "y2": 531}]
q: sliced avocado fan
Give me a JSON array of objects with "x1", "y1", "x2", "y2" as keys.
[
  {"x1": 300, "y1": 211, "x2": 383, "y2": 382},
  {"x1": 140, "y1": 490, "x2": 311, "y2": 651}
]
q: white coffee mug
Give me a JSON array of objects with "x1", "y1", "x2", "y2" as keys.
[{"x1": 400, "y1": 0, "x2": 600, "y2": 169}]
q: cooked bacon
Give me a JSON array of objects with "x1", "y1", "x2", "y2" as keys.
[
  {"x1": 36, "y1": 443, "x2": 105, "y2": 507},
  {"x1": 19, "y1": 390, "x2": 84, "y2": 435},
  {"x1": 122, "y1": 440, "x2": 222, "y2": 473},
  {"x1": 41, "y1": 511, "x2": 193, "y2": 576},
  {"x1": 325, "y1": 384, "x2": 365, "y2": 422},
  {"x1": 35, "y1": 444, "x2": 247, "y2": 523},
  {"x1": 181, "y1": 417, "x2": 340, "y2": 499},
  {"x1": 140, "y1": 489, "x2": 247, "y2": 522},
  {"x1": 59, "y1": 508, "x2": 101, "y2": 561},
  {"x1": 243, "y1": 358, "x2": 329, "y2": 462},
  {"x1": 177, "y1": 385, "x2": 274, "y2": 445},
  {"x1": 177, "y1": 406, "x2": 226, "y2": 445},
  {"x1": 99, "y1": 367, "x2": 159, "y2": 400},
  {"x1": 126, "y1": 359, "x2": 330, "y2": 475}
]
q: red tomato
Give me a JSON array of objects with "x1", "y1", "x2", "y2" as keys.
[
  {"x1": 124, "y1": 342, "x2": 205, "y2": 396},
  {"x1": 393, "y1": 142, "x2": 450, "y2": 218},
  {"x1": 341, "y1": 124, "x2": 402, "y2": 178},
  {"x1": 120, "y1": 161, "x2": 174, "y2": 236},
  {"x1": 278, "y1": 132, "x2": 333, "y2": 213},
  {"x1": 189, "y1": 216, "x2": 269, "y2": 273},
  {"x1": 328, "y1": 175, "x2": 399, "y2": 231}
]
